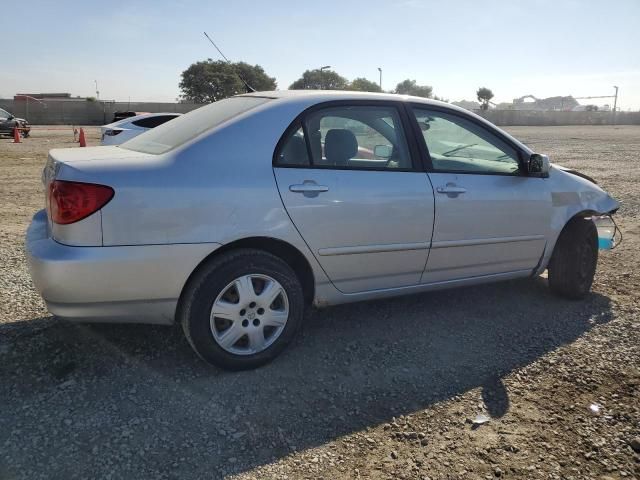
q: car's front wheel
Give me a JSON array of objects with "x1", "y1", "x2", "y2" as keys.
[
  {"x1": 180, "y1": 249, "x2": 304, "y2": 370},
  {"x1": 547, "y1": 217, "x2": 598, "y2": 299}
]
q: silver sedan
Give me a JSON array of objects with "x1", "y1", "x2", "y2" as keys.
[{"x1": 26, "y1": 91, "x2": 619, "y2": 370}]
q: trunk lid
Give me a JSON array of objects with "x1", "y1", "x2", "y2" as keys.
[
  {"x1": 43, "y1": 146, "x2": 152, "y2": 184},
  {"x1": 42, "y1": 146, "x2": 155, "y2": 246}
]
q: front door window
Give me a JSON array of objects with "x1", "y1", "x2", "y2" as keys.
[{"x1": 413, "y1": 108, "x2": 521, "y2": 175}]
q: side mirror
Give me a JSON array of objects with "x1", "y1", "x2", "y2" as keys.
[
  {"x1": 528, "y1": 153, "x2": 550, "y2": 178},
  {"x1": 7, "y1": 115, "x2": 14, "y2": 120},
  {"x1": 374, "y1": 144, "x2": 393, "y2": 159}
]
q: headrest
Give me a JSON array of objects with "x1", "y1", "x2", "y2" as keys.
[{"x1": 325, "y1": 129, "x2": 358, "y2": 165}]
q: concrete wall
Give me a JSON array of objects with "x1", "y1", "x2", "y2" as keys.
[
  {"x1": 0, "y1": 99, "x2": 203, "y2": 125},
  {"x1": 2, "y1": 98, "x2": 640, "y2": 126},
  {"x1": 477, "y1": 109, "x2": 640, "y2": 126}
]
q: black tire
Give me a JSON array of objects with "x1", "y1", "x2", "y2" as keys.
[
  {"x1": 179, "y1": 249, "x2": 304, "y2": 370},
  {"x1": 547, "y1": 217, "x2": 598, "y2": 299}
]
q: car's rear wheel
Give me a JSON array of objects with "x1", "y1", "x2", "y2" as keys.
[
  {"x1": 180, "y1": 249, "x2": 304, "y2": 370},
  {"x1": 547, "y1": 217, "x2": 598, "y2": 299}
]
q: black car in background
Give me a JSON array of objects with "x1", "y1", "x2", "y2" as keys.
[{"x1": 0, "y1": 107, "x2": 30, "y2": 137}]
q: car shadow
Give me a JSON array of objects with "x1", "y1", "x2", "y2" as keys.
[{"x1": 0, "y1": 277, "x2": 613, "y2": 478}]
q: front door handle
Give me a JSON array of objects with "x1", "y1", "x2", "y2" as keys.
[
  {"x1": 436, "y1": 185, "x2": 467, "y2": 195},
  {"x1": 289, "y1": 184, "x2": 329, "y2": 193},
  {"x1": 289, "y1": 182, "x2": 329, "y2": 193}
]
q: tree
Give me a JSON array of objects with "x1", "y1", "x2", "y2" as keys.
[
  {"x1": 289, "y1": 69, "x2": 349, "y2": 90},
  {"x1": 394, "y1": 79, "x2": 433, "y2": 98},
  {"x1": 179, "y1": 59, "x2": 276, "y2": 103},
  {"x1": 476, "y1": 87, "x2": 494, "y2": 110},
  {"x1": 348, "y1": 77, "x2": 382, "y2": 92},
  {"x1": 234, "y1": 62, "x2": 277, "y2": 92}
]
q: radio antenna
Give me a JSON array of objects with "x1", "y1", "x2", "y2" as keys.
[{"x1": 203, "y1": 31, "x2": 255, "y2": 93}]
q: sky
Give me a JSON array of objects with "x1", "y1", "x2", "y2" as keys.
[{"x1": 1, "y1": 0, "x2": 639, "y2": 109}]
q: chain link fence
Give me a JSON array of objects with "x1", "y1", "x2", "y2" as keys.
[
  {"x1": 0, "y1": 99, "x2": 203, "y2": 125},
  {"x1": 2, "y1": 98, "x2": 640, "y2": 126}
]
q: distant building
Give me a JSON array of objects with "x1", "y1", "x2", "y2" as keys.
[
  {"x1": 511, "y1": 95, "x2": 578, "y2": 111},
  {"x1": 572, "y1": 104, "x2": 611, "y2": 112},
  {"x1": 14, "y1": 93, "x2": 91, "y2": 102},
  {"x1": 452, "y1": 100, "x2": 480, "y2": 111}
]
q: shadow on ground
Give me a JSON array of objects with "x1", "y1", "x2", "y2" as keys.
[{"x1": 0, "y1": 278, "x2": 613, "y2": 478}]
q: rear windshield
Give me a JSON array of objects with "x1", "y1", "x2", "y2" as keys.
[{"x1": 120, "y1": 97, "x2": 271, "y2": 154}]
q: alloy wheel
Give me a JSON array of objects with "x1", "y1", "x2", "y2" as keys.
[{"x1": 210, "y1": 274, "x2": 289, "y2": 355}]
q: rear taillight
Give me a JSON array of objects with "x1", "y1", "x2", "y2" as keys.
[{"x1": 48, "y1": 180, "x2": 114, "y2": 225}]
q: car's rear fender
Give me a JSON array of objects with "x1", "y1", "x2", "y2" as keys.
[
  {"x1": 42, "y1": 147, "x2": 160, "y2": 246},
  {"x1": 26, "y1": 209, "x2": 222, "y2": 325}
]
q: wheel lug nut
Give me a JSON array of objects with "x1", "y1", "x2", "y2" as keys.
[
  {"x1": 257, "y1": 308, "x2": 265, "y2": 315},
  {"x1": 253, "y1": 319, "x2": 260, "y2": 326},
  {"x1": 239, "y1": 309, "x2": 246, "y2": 316},
  {"x1": 249, "y1": 302, "x2": 256, "y2": 308},
  {"x1": 242, "y1": 319, "x2": 249, "y2": 327}
]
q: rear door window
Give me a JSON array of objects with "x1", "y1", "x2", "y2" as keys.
[{"x1": 275, "y1": 104, "x2": 414, "y2": 170}]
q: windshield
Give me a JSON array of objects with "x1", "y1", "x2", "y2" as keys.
[
  {"x1": 120, "y1": 97, "x2": 271, "y2": 154},
  {"x1": 0, "y1": 108, "x2": 11, "y2": 119}
]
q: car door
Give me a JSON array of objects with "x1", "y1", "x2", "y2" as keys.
[
  {"x1": 411, "y1": 106, "x2": 552, "y2": 284},
  {"x1": 0, "y1": 108, "x2": 10, "y2": 133},
  {"x1": 273, "y1": 102, "x2": 434, "y2": 294}
]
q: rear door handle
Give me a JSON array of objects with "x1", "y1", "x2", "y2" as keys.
[
  {"x1": 289, "y1": 183, "x2": 329, "y2": 193},
  {"x1": 436, "y1": 185, "x2": 467, "y2": 195}
]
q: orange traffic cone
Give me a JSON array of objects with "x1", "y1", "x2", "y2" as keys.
[
  {"x1": 79, "y1": 128, "x2": 86, "y2": 147},
  {"x1": 13, "y1": 126, "x2": 21, "y2": 143}
]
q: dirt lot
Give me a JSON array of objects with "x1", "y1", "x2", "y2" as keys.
[{"x1": 0, "y1": 126, "x2": 638, "y2": 480}]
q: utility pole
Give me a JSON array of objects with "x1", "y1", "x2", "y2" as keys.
[
  {"x1": 95, "y1": 80, "x2": 100, "y2": 100},
  {"x1": 319, "y1": 66, "x2": 331, "y2": 90},
  {"x1": 613, "y1": 85, "x2": 619, "y2": 124},
  {"x1": 378, "y1": 67, "x2": 382, "y2": 91}
]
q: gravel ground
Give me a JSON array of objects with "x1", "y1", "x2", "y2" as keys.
[{"x1": 0, "y1": 126, "x2": 638, "y2": 480}]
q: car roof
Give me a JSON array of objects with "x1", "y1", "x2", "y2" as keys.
[
  {"x1": 238, "y1": 90, "x2": 532, "y2": 155},
  {"x1": 240, "y1": 89, "x2": 448, "y2": 105},
  {"x1": 238, "y1": 89, "x2": 481, "y2": 118}
]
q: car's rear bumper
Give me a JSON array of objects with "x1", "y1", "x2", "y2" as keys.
[{"x1": 26, "y1": 209, "x2": 221, "y2": 325}]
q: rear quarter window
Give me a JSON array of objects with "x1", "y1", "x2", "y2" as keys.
[{"x1": 121, "y1": 97, "x2": 271, "y2": 154}]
